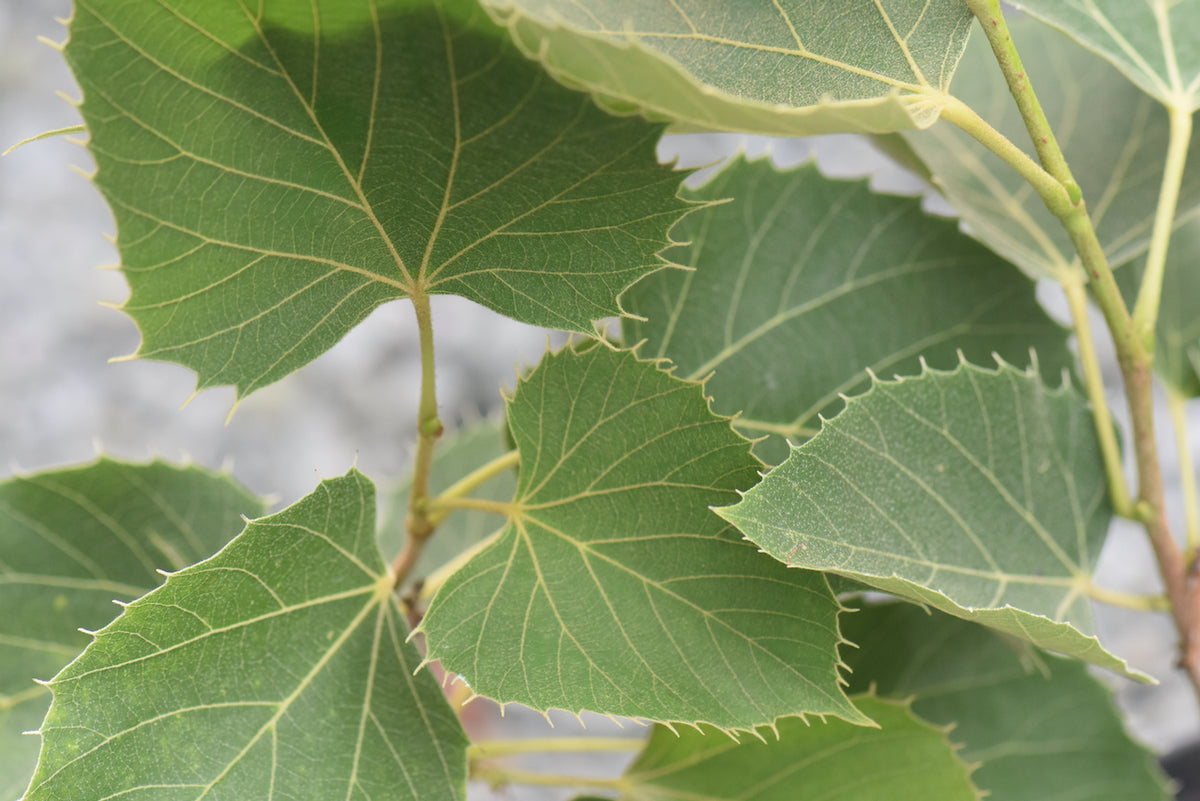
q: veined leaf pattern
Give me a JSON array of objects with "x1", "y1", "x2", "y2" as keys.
[
  {"x1": 843, "y1": 603, "x2": 1172, "y2": 801},
  {"x1": 419, "y1": 344, "x2": 868, "y2": 732},
  {"x1": 900, "y1": 14, "x2": 1200, "y2": 280},
  {"x1": 614, "y1": 697, "x2": 981, "y2": 801},
  {"x1": 65, "y1": 0, "x2": 692, "y2": 397},
  {"x1": 718, "y1": 360, "x2": 1145, "y2": 679},
  {"x1": 0, "y1": 458, "x2": 262, "y2": 801},
  {"x1": 26, "y1": 471, "x2": 468, "y2": 801},
  {"x1": 1012, "y1": 0, "x2": 1200, "y2": 110},
  {"x1": 481, "y1": 0, "x2": 974, "y2": 136},
  {"x1": 623, "y1": 157, "x2": 1074, "y2": 462}
]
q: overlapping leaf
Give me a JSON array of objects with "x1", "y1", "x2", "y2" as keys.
[
  {"x1": 65, "y1": 0, "x2": 692, "y2": 397},
  {"x1": 0, "y1": 458, "x2": 262, "y2": 801},
  {"x1": 718, "y1": 360, "x2": 1144, "y2": 678},
  {"x1": 843, "y1": 603, "x2": 1171, "y2": 800},
  {"x1": 379, "y1": 419, "x2": 516, "y2": 586},
  {"x1": 623, "y1": 157, "x2": 1074, "y2": 463},
  {"x1": 419, "y1": 344, "x2": 868, "y2": 731},
  {"x1": 606, "y1": 697, "x2": 980, "y2": 801},
  {"x1": 898, "y1": 15, "x2": 1200, "y2": 280},
  {"x1": 481, "y1": 0, "x2": 975, "y2": 136},
  {"x1": 1118, "y1": 216, "x2": 1200, "y2": 396},
  {"x1": 26, "y1": 471, "x2": 468, "y2": 801},
  {"x1": 1012, "y1": 0, "x2": 1200, "y2": 110}
]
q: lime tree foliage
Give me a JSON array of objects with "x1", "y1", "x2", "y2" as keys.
[{"x1": 7, "y1": 0, "x2": 1195, "y2": 798}]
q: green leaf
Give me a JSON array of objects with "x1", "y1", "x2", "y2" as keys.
[
  {"x1": 1011, "y1": 0, "x2": 1200, "y2": 111},
  {"x1": 379, "y1": 419, "x2": 516, "y2": 585},
  {"x1": 622, "y1": 157, "x2": 1074, "y2": 464},
  {"x1": 419, "y1": 344, "x2": 868, "y2": 732},
  {"x1": 899, "y1": 15, "x2": 1200, "y2": 280},
  {"x1": 619, "y1": 697, "x2": 980, "y2": 801},
  {"x1": 717, "y1": 361, "x2": 1145, "y2": 679},
  {"x1": 1117, "y1": 216, "x2": 1200, "y2": 396},
  {"x1": 65, "y1": 0, "x2": 692, "y2": 398},
  {"x1": 480, "y1": 0, "x2": 975, "y2": 136},
  {"x1": 26, "y1": 470, "x2": 468, "y2": 801},
  {"x1": 0, "y1": 458, "x2": 263, "y2": 801},
  {"x1": 842, "y1": 603, "x2": 1172, "y2": 801}
]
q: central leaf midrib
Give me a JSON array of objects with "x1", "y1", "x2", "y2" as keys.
[{"x1": 239, "y1": 2, "x2": 415, "y2": 289}]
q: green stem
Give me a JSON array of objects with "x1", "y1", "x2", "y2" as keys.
[
  {"x1": 469, "y1": 737, "x2": 644, "y2": 760},
  {"x1": 1085, "y1": 581, "x2": 1170, "y2": 612},
  {"x1": 964, "y1": 0, "x2": 1080, "y2": 200},
  {"x1": 1168, "y1": 386, "x2": 1200, "y2": 562},
  {"x1": 427, "y1": 449, "x2": 520, "y2": 528},
  {"x1": 1132, "y1": 106, "x2": 1193, "y2": 347},
  {"x1": 938, "y1": 96, "x2": 1072, "y2": 220},
  {"x1": 1062, "y1": 277, "x2": 1133, "y2": 517},
  {"x1": 962, "y1": 0, "x2": 1200, "y2": 699},
  {"x1": 391, "y1": 293, "x2": 443, "y2": 589},
  {"x1": 426, "y1": 496, "x2": 515, "y2": 518},
  {"x1": 471, "y1": 764, "x2": 627, "y2": 792}
]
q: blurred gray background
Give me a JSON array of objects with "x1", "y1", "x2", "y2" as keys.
[{"x1": 2, "y1": 0, "x2": 1197, "y2": 797}]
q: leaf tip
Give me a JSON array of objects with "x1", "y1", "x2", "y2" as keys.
[
  {"x1": 37, "y1": 34, "x2": 65, "y2": 52},
  {"x1": 107, "y1": 350, "x2": 138, "y2": 364},
  {"x1": 67, "y1": 163, "x2": 96, "y2": 181},
  {"x1": 54, "y1": 89, "x2": 82, "y2": 108}
]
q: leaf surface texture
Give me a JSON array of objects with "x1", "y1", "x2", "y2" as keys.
[
  {"x1": 0, "y1": 459, "x2": 261, "y2": 801},
  {"x1": 1012, "y1": 0, "x2": 1200, "y2": 110},
  {"x1": 420, "y1": 345, "x2": 866, "y2": 731},
  {"x1": 719, "y1": 361, "x2": 1141, "y2": 678},
  {"x1": 481, "y1": 0, "x2": 974, "y2": 135},
  {"x1": 843, "y1": 603, "x2": 1172, "y2": 801},
  {"x1": 623, "y1": 157, "x2": 1074, "y2": 462},
  {"x1": 897, "y1": 16, "x2": 1200, "y2": 280},
  {"x1": 66, "y1": 0, "x2": 690, "y2": 396},
  {"x1": 616, "y1": 697, "x2": 979, "y2": 801},
  {"x1": 26, "y1": 471, "x2": 468, "y2": 801}
]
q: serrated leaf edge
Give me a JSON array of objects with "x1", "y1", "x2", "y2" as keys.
[
  {"x1": 414, "y1": 340, "x2": 874, "y2": 735},
  {"x1": 480, "y1": 1, "x2": 950, "y2": 135}
]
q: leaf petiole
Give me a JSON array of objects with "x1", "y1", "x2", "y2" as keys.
[
  {"x1": 392, "y1": 293, "x2": 444, "y2": 589},
  {"x1": 469, "y1": 737, "x2": 644, "y2": 759},
  {"x1": 1062, "y1": 276, "x2": 1133, "y2": 517},
  {"x1": 427, "y1": 448, "x2": 520, "y2": 528},
  {"x1": 1084, "y1": 582, "x2": 1170, "y2": 613},
  {"x1": 1132, "y1": 106, "x2": 1193, "y2": 347},
  {"x1": 471, "y1": 764, "x2": 628, "y2": 792}
]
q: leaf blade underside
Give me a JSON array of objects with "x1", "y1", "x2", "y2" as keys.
[
  {"x1": 25, "y1": 471, "x2": 468, "y2": 801},
  {"x1": 618, "y1": 696, "x2": 981, "y2": 801},
  {"x1": 481, "y1": 0, "x2": 975, "y2": 136},
  {"x1": 419, "y1": 344, "x2": 867, "y2": 732},
  {"x1": 718, "y1": 361, "x2": 1144, "y2": 679},
  {"x1": 843, "y1": 603, "x2": 1172, "y2": 801},
  {"x1": 896, "y1": 14, "x2": 1200, "y2": 281},
  {"x1": 66, "y1": 0, "x2": 692, "y2": 397},
  {"x1": 622, "y1": 156, "x2": 1074, "y2": 463},
  {"x1": 0, "y1": 458, "x2": 262, "y2": 801},
  {"x1": 1012, "y1": 0, "x2": 1200, "y2": 111}
]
